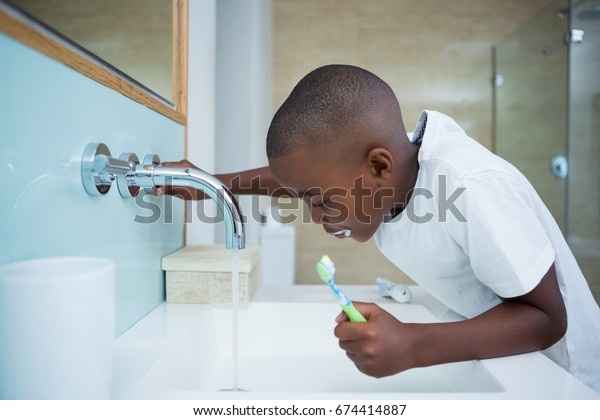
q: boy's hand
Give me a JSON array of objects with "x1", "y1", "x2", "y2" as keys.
[
  {"x1": 334, "y1": 265, "x2": 567, "y2": 380},
  {"x1": 155, "y1": 163, "x2": 281, "y2": 200},
  {"x1": 155, "y1": 160, "x2": 210, "y2": 200},
  {"x1": 334, "y1": 302, "x2": 418, "y2": 378}
]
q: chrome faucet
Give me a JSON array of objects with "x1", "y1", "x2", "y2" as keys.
[{"x1": 81, "y1": 143, "x2": 245, "y2": 250}]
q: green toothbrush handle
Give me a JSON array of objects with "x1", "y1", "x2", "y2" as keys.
[{"x1": 343, "y1": 303, "x2": 367, "y2": 322}]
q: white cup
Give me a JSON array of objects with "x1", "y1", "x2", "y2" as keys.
[{"x1": 0, "y1": 257, "x2": 116, "y2": 399}]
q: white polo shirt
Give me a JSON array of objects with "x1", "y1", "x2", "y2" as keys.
[{"x1": 375, "y1": 110, "x2": 600, "y2": 391}]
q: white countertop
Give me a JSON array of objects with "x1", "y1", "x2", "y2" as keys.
[{"x1": 112, "y1": 285, "x2": 599, "y2": 399}]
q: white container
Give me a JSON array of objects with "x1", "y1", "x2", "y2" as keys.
[
  {"x1": 0, "y1": 257, "x2": 116, "y2": 399},
  {"x1": 259, "y1": 224, "x2": 296, "y2": 285},
  {"x1": 162, "y1": 245, "x2": 260, "y2": 304}
]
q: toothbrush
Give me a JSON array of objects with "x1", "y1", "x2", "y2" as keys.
[{"x1": 316, "y1": 255, "x2": 367, "y2": 322}]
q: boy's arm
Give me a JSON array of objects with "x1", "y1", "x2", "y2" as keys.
[
  {"x1": 334, "y1": 263, "x2": 567, "y2": 378},
  {"x1": 218, "y1": 166, "x2": 290, "y2": 197},
  {"x1": 157, "y1": 160, "x2": 290, "y2": 199}
]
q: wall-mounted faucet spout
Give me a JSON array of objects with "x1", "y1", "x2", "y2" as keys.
[
  {"x1": 134, "y1": 164, "x2": 245, "y2": 250},
  {"x1": 81, "y1": 143, "x2": 245, "y2": 250}
]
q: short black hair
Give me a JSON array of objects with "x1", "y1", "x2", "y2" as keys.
[{"x1": 266, "y1": 64, "x2": 396, "y2": 159}]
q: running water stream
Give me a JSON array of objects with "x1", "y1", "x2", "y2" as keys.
[
  {"x1": 219, "y1": 248, "x2": 246, "y2": 392},
  {"x1": 231, "y1": 248, "x2": 240, "y2": 391}
]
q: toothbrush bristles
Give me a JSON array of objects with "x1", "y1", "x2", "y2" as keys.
[{"x1": 320, "y1": 255, "x2": 336, "y2": 275}]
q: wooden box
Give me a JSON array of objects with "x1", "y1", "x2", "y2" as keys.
[{"x1": 162, "y1": 245, "x2": 260, "y2": 304}]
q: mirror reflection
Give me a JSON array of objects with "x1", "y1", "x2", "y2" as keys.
[{"x1": 10, "y1": 0, "x2": 173, "y2": 102}]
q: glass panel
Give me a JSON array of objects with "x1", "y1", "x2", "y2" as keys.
[
  {"x1": 9, "y1": 0, "x2": 173, "y2": 103},
  {"x1": 494, "y1": 0, "x2": 569, "y2": 233},
  {"x1": 568, "y1": 0, "x2": 600, "y2": 304},
  {"x1": 0, "y1": 34, "x2": 184, "y2": 334}
]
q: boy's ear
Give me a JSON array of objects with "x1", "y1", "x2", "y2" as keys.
[{"x1": 366, "y1": 148, "x2": 394, "y2": 184}]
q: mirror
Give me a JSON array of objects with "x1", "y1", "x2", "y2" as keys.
[{"x1": 9, "y1": 0, "x2": 174, "y2": 103}]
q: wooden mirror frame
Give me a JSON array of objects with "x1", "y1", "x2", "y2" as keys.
[{"x1": 0, "y1": 0, "x2": 188, "y2": 125}]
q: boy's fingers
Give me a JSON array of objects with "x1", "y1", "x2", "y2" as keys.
[
  {"x1": 334, "y1": 302, "x2": 382, "y2": 340},
  {"x1": 335, "y1": 312, "x2": 349, "y2": 323},
  {"x1": 335, "y1": 301, "x2": 373, "y2": 323},
  {"x1": 338, "y1": 338, "x2": 363, "y2": 354},
  {"x1": 160, "y1": 159, "x2": 198, "y2": 169},
  {"x1": 155, "y1": 160, "x2": 216, "y2": 200},
  {"x1": 351, "y1": 301, "x2": 378, "y2": 318}
]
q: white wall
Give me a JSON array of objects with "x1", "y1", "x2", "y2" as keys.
[
  {"x1": 187, "y1": 0, "x2": 272, "y2": 246},
  {"x1": 186, "y1": 0, "x2": 217, "y2": 245}
]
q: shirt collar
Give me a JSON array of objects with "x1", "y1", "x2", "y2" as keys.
[{"x1": 411, "y1": 111, "x2": 428, "y2": 144}]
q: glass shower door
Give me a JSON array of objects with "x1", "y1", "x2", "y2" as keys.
[
  {"x1": 494, "y1": 0, "x2": 569, "y2": 232},
  {"x1": 494, "y1": 0, "x2": 600, "y2": 304},
  {"x1": 567, "y1": 0, "x2": 600, "y2": 303}
]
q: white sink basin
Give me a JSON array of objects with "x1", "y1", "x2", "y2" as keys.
[
  {"x1": 142, "y1": 303, "x2": 503, "y2": 393},
  {"x1": 112, "y1": 286, "x2": 599, "y2": 399},
  {"x1": 133, "y1": 302, "x2": 503, "y2": 395}
]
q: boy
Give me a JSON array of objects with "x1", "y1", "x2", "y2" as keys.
[{"x1": 163, "y1": 65, "x2": 600, "y2": 391}]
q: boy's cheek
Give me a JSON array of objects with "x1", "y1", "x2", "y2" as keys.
[{"x1": 323, "y1": 200, "x2": 350, "y2": 223}]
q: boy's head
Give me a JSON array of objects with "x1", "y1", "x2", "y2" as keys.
[{"x1": 267, "y1": 64, "x2": 418, "y2": 242}]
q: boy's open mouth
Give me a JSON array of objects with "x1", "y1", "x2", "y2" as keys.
[{"x1": 332, "y1": 229, "x2": 352, "y2": 238}]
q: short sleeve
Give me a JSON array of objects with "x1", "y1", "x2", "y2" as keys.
[{"x1": 445, "y1": 170, "x2": 555, "y2": 298}]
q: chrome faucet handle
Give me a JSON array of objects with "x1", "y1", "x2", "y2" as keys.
[
  {"x1": 81, "y1": 143, "x2": 130, "y2": 196},
  {"x1": 116, "y1": 153, "x2": 140, "y2": 198},
  {"x1": 142, "y1": 154, "x2": 161, "y2": 195}
]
